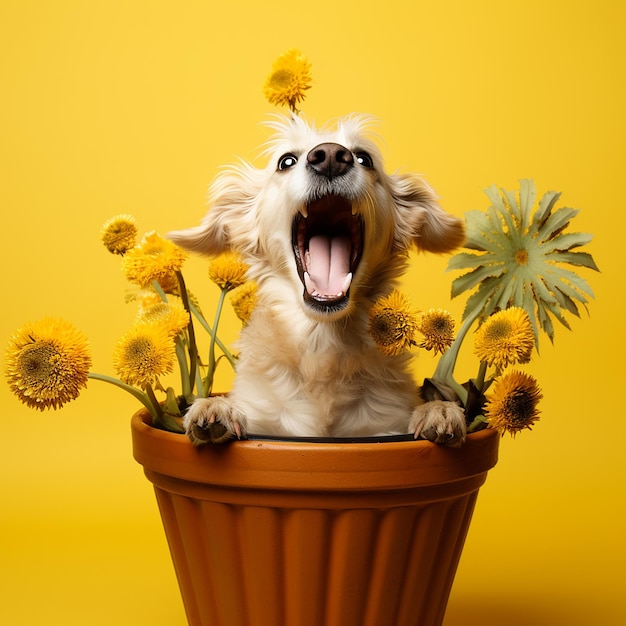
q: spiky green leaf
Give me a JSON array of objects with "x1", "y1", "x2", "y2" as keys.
[
  {"x1": 537, "y1": 206, "x2": 579, "y2": 240},
  {"x1": 518, "y1": 179, "x2": 537, "y2": 230},
  {"x1": 552, "y1": 287, "x2": 580, "y2": 317},
  {"x1": 530, "y1": 189, "x2": 562, "y2": 234},
  {"x1": 450, "y1": 180, "x2": 596, "y2": 348},
  {"x1": 540, "y1": 231, "x2": 593, "y2": 253},
  {"x1": 451, "y1": 264, "x2": 505, "y2": 299},
  {"x1": 464, "y1": 209, "x2": 496, "y2": 250},
  {"x1": 545, "y1": 251, "x2": 600, "y2": 271},
  {"x1": 446, "y1": 251, "x2": 486, "y2": 272}
]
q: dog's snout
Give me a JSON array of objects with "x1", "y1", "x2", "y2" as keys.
[{"x1": 307, "y1": 142, "x2": 354, "y2": 179}]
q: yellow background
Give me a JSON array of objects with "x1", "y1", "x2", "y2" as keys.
[{"x1": 1, "y1": 1, "x2": 625, "y2": 624}]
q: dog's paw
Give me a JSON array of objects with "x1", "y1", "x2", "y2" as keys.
[
  {"x1": 183, "y1": 396, "x2": 246, "y2": 445},
  {"x1": 409, "y1": 400, "x2": 466, "y2": 448}
]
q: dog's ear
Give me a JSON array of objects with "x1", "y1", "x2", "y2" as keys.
[
  {"x1": 167, "y1": 165, "x2": 261, "y2": 256},
  {"x1": 389, "y1": 173, "x2": 465, "y2": 253}
]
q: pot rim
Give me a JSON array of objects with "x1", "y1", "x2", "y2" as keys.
[{"x1": 131, "y1": 409, "x2": 499, "y2": 491}]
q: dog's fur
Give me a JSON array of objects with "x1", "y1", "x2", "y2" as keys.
[{"x1": 168, "y1": 115, "x2": 467, "y2": 446}]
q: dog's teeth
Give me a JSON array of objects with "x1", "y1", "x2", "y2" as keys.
[
  {"x1": 341, "y1": 273, "x2": 353, "y2": 294},
  {"x1": 304, "y1": 271, "x2": 315, "y2": 295},
  {"x1": 300, "y1": 207, "x2": 308, "y2": 218}
]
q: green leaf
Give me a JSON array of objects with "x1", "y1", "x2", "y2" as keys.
[
  {"x1": 530, "y1": 189, "x2": 562, "y2": 234},
  {"x1": 529, "y1": 275, "x2": 558, "y2": 304},
  {"x1": 163, "y1": 387, "x2": 183, "y2": 417},
  {"x1": 552, "y1": 287, "x2": 580, "y2": 317},
  {"x1": 539, "y1": 231, "x2": 593, "y2": 253},
  {"x1": 549, "y1": 272, "x2": 591, "y2": 305},
  {"x1": 537, "y1": 206, "x2": 579, "y2": 240},
  {"x1": 479, "y1": 278, "x2": 512, "y2": 319},
  {"x1": 521, "y1": 285, "x2": 542, "y2": 345},
  {"x1": 536, "y1": 301, "x2": 556, "y2": 343},
  {"x1": 542, "y1": 297, "x2": 572, "y2": 333},
  {"x1": 461, "y1": 279, "x2": 493, "y2": 320},
  {"x1": 464, "y1": 210, "x2": 496, "y2": 250},
  {"x1": 447, "y1": 251, "x2": 486, "y2": 271},
  {"x1": 483, "y1": 184, "x2": 507, "y2": 210},
  {"x1": 451, "y1": 264, "x2": 505, "y2": 298},
  {"x1": 494, "y1": 273, "x2": 518, "y2": 310},
  {"x1": 502, "y1": 188, "x2": 521, "y2": 224},
  {"x1": 545, "y1": 250, "x2": 600, "y2": 271},
  {"x1": 496, "y1": 202, "x2": 523, "y2": 248},
  {"x1": 518, "y1": 179, "x2": 537, "y2": 231},
  {"x1": 550, "y1": 265, "x2": 595, "y2": 298}
]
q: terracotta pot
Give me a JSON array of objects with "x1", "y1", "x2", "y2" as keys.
[{"x1": 131, "y1": 409, "x2": 499, "y2": 626}]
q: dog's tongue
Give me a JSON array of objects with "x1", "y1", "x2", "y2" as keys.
[{"x1": 304, "y1": 235, "x2": 352, "y2": 299}]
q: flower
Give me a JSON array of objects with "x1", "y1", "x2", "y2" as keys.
[
  {"x1": 100, "y1": 214, "x2": 138, "y2": 255},
  {"x1": 263, "y1": 49, "x2": 312, "y2": 112},
  {"x1": 474, "y1": 307, "x2": 535, "y2": 369},
  {"x1": 5, "y1": 318, "x2": 91, "y2": 410},
  {"x1": 208, "y1": 252, "x2": 249, "y2": 291},
  {"x1": 135, "y1": 289, "x2": 164, "y2": 311},
  {"x1": 485, "y1": 371, "x2": 543, "y2": 436},
  {"x1": 447, "y1": 179, "x2": 599, "y2": 344},
  {"x1": 7, "y1": 215, "x2": 241, "y2": 432},
  {"x1": 112, "y1": 324, "x2": 176, "y2": 388},
  {"x1": 418, "y1": 308, "x2": 455, "y2": 355},
  {"x1": 136, "y1": 297, "x2": 190, "y2": 338},
  {"x1": 121, "y1": 231, "x2": 188, "y2": 289},
  {"x1": 369, "y1": 290, "x2": 419, "y2": 356},
  {"x1": 230, "y1": 281, "x2": 258, "y2": 326}
]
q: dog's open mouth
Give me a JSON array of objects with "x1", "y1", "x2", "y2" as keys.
[{"x1": 292, "y1": 194, "x2": 364, "y2": 312}]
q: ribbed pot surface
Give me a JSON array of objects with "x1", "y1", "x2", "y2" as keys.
[{"x1": 132, "y1": 410, "x2": 499, "y2": 626}]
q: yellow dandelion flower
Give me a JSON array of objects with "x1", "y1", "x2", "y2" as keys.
[
  {"x1": 485, "y1": 370, "x2": 542, "y2": 436},
  {"x1": 135, "y1": 289, "x2": 163, "y2": 311},
  {"x1": 136, "y1": 297, "x2": 190, "y2": 338},
  {"x1": 121, "y1": 231, "x2": 188, "y2": 288},
  {"x1": 263, "y1": 49, "x2": 312, "y2": 112},
  {"x1": 155, "y1": 271, "x2": 181, "y2": 295},
  {"x1": 369, "y1": 290, "x2": 419, "y2": 357},
  {"x1": 208, "y1": 252, "x2": 249, "y2": 291},
  {"x1": 186, "y1": 289, "x2": 204, "y2": 318},
  {"x1": 418, "y1": 308, "x2": 455, "y2": 355},
  {"x1": 474, "y1": 307, "x2": 535, "y2": 369},
  {"x1": 100, "y1": 214, "x2": 138, "y2": 255},
  {"x1": 5, "y1": 318, "x2": 92, "y2": 410},
  {"x1": 230, "y1": 281, "x2": 258, "y2": 326},
  {"x1": 112, "y1": 324, "x2": 175, "y2": 388}
]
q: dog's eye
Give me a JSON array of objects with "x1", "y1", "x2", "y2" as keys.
[
  {"x1": 278, "y1": 153, "x2": 298, "y2": 171},
  {"x1": 356, "y1": 152, "x2": 374, "y2": 168}
]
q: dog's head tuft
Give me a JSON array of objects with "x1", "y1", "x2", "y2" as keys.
[{"x1": 168, "y1": 115, "x2": 464, "y2": 320}]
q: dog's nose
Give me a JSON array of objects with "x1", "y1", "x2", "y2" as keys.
[{"x1": 307, "y1": 143, "x2": 354, "y2": 179}]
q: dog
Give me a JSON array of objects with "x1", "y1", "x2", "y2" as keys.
[{"x1": 168, "y1": 114, "x2": 467, "y2": 446}]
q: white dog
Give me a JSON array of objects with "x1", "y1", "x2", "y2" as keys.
[{"x1": 168, "y1": 115, "x2": 467, "y2": 446}]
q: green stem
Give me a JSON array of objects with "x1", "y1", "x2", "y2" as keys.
[
  {"x1": 146, "y1": 383, "x2": 184, "y2": 433},
  {"x1": 134, "y1": 383, "x2": 175, "y2": 432},
  {"x1": 144, "y1": 383, "x2": 164, "y2": 423},
  {"x1": 433, "y1": 314, "x2": 475, "y2": 384},
  {"x1": 474, "y1": 360, "x2": 488, "y2": 394},
  {"x1": 446, "y1": 378, "x2": 469, "y2": 405},
  {"x1": 87, "y1": 372, "x2": 158, "y2": 422},
  {"x1": 188, "y1": 299, "x2": 236, "y2": 368},
  {"x1": 204, "y1": 287, "x2": 228, "y2": 396},
  {"x1": 175, "y1": 271, "x2": 199, "y2": 396},
  {"x1": 175, "y1": 338, "x2": 192, "y2": 400},
  {"x1": 467, "y1": 414, "x2": 489, "y2": 433},
  {"x1": 195, "y1": 363, "x2": 206, "y2": 399}
]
